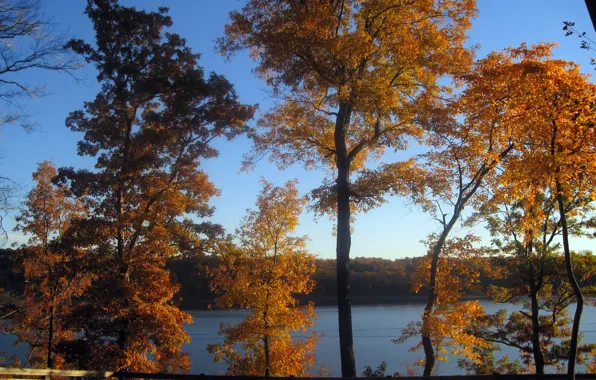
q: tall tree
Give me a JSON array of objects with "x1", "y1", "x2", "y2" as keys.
[
  {"x1": 355, "y1": 44, "x2": 562, "y2": 375},
  {"x1": 56, "y1": 0, "x2": 255, "y2": 372},
  {"x1": 495, "y1": 53, "x2": 596, "y2": 379},
  {"x1": 207, "y1": 180, "x2": 318, "y2": 377},
  {"x1": 357, "y1": 43, "x2": 596, "y2": 376},
  {"x1": 218, "y1": 1, "x2": 476, "y2": 375},
  {"x1": 12, "y1": 161, "x2": 90, "y2": 369},
  {"x1": 547, "y1": 79, "x2": 596, "y2": 380}
]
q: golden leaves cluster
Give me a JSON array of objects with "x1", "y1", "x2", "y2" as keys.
[
  {"x1": 12, "y1": 161, "x2": 91, "y2": 368},
  {"x1": 207, "y1": 180, "x2": 318, "y2": 377},
  {"x1": 397, "y1": 234, "x2": 491, "y2": 366},
  {"x1": 224, "y1": 0, "x2": 477, "y2": 197}
]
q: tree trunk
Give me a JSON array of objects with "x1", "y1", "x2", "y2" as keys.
[
  {"x1": 556, "y1": 180, "x2": 584, "y2": 380},
  {"x1": 264, "y1": 288, "x2": 271, "y2": 377},
  {"x1": 264, "y1": 334, "x2": 270, "y2": 377},
  {"x1": 118, "y1": 319, "x2": 129, "y2": 371},
  {"x1": 46, "y1": 302, "x2": 55, "y2": 369},
  {"x1": 335, "y1": 102, "x2": 356, "y2": 377},
  {"x1": 422, "y1": 234, "x2": 443, "y2": 377},
  {"x1": 422, "y1": 245, "x2": 439, "y2": 376},
  {"x1": 423, "y1": 211, "x2": 460, "y2": 376},
  {"x1": 530, "y1": 284, "x2": 545, "y2": 375},
  {"x1": 526, "y1": 238, "x2": 546, "y2": 376}
]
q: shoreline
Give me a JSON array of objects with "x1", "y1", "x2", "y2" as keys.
[{"x1": 180, "y1": 294, "x2": 488, "y2": 310}]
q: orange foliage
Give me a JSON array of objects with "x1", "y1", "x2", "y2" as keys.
[
  {"x1": 219, "y1": 2, "x2": 477, "y2": 374},
  {"x1": 377, "y1": 44, "x2": 574, "y2": 375},
  {"x1": 54, "y1": 1, "x2": 254, "y2": 372},
  {"x1": 221, "y1": 0, "x2": 478, "y2": 198},
  {"x1": 207, "y1": 180, "x2": 318, "y2": 377},
  {"x1": 489, "y1": 44, "x2": 596, "y2": 377},
  {"x1": 12, "y1": 161, "x2": 91, "y2": 368},
  {"x1": 396, "y1": 234, "x2": 491, "y2": 368}
]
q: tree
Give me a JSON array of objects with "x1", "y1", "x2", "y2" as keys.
[
  {"x1": 207, "y1": 180, "x2": 318, "y2": 377},
  {"x1": 460, "y1": 187, "x2": 596, "y2": 374},
  {"x1": 475, "y1": 193, "x2": 563, "y2": 375},
  {"x1": 0, "y1": 0, "x2": 80, "y2": 130},
  {"x1": 357, "y1": 44, "x2": 562, "y2": 375},
  {"x1": 0, "y1": 0, "x2": 81, "y2": 239},
  {"x1": 488, "y1": 49, "x2": 596, "y2": 379},
  {"x1": 11, "y1": 161, "x2": 90, "y2": 369},
  {"x1": 217, "y1": 1, "x2": 476, "y2": 375},
  {"x1": 395, "y1": 234, "x2": 491, "y2": 373},
  {"x1": 462, "y1": 252, "x2": 596, "y2": 375},
  {"x1": 55, "y1": 0, "x2": 255, "y2": 372},
  {"x1": 546, "y1": 74, "x2": 596, "y2": 380}
]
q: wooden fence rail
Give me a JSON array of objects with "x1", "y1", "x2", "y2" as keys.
[
  {"x1": 0, "y1": 368, "x2": 113, "y2": 379},
  {"x1": 111, "y1": 376, "x2": 596, "y2": 380},
  {"x1": 1, "y1": 368, "x2": 596, "y2": 380}
]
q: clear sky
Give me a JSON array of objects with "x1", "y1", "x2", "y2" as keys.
[{"x1": 2, "y1": 0, "x2": 595, "y2": 259}]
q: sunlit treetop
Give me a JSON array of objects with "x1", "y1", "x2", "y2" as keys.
[
  {"x1": 15, "y1": 161, "x2": 86, "y2": 246},
  {"x1": 207, "y1": 180, "x2": 317, "y2": 377},
  {"x1": 346, "y1": 44, "x2": 591, "y2": 215},
  {"x1": 470, "y1": 43, "x2": 596, "y2": 229},
  {"x1": 219, "y1": 0, "x2": 477, "y2": 171}
]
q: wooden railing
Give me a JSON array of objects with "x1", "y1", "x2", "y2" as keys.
[
  {"x1": 1, "y1": 368, "x2": 596, "y2": 380},
  {"x1": 0, "y1": 368, "x2": 113, "y2": 379}
]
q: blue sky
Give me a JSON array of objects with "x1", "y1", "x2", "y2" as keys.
[{"x1": 2, "y1": 0, "x2": 595, "y2": 259}]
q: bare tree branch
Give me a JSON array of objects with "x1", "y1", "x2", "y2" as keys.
[{"x1": 0, "y1": 0, "x2": 82, "y2": 131}]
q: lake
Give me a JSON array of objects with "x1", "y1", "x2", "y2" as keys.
[
  {"x1": 1, "y1": 301, "x2": 595, "y2": 375},
  {"x1": 184, "y1": 301, "x2": 596, "y2": 376}
]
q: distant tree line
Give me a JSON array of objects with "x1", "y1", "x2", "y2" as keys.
[
  {"x1": 7, "y1": 247, "x2": 590, "y2": 310},
  {"x1": 0, "y1": 249, "x2": 431, "y2": 310},
  {"x1": 164, "y1": 255, "x2": 428, "y2": 308}
]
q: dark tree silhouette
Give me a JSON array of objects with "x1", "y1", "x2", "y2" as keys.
[{"x1": 55, "y1": 0, "x2": 254, "y2": 372}]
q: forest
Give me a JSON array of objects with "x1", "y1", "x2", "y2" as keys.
[
  {"x1": 0, "y1": 250, "x2": 502, "y2": 308},
  {"x1": 1, "y1": 0, "x2": 596, "y2": 378}
]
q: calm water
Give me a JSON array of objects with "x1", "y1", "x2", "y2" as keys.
[
  {"x1": 2, "y1": 301, "x2": 595, "y2": 375},
  {"x1": 184, "y1": 301, "x2": 596, "y2": 376}
]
